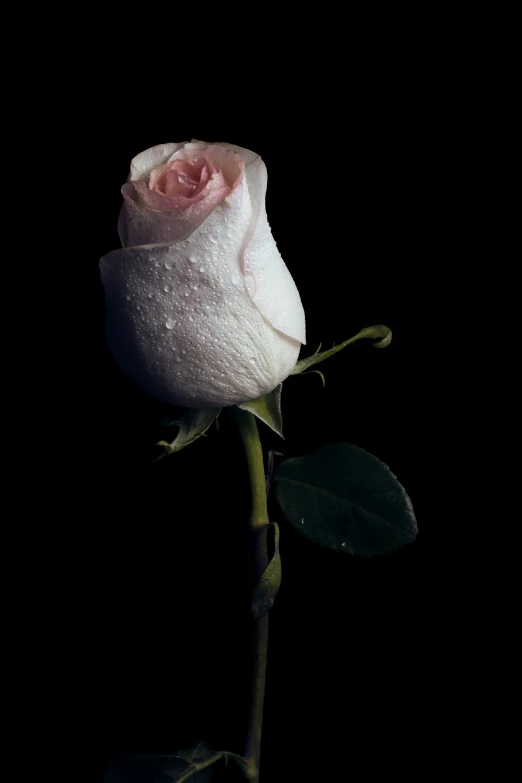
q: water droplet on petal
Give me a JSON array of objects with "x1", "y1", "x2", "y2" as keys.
[
  {"x1": 249, "y1": 357, "x2": 257, "y2": 364},
  {"x1": 164, "y1": 284, "x2": 173, "y2": 293},
  {"x1": 165, "y1": 260, "x2": 173, "y2": 270},
  {"x1": 189, "y1": 255, "x2": 197, "y2": 264},
  {"x1": 199, "y1": 266, "x2": 206, "y2": 273},
  {"x1": 165, "y1": 318, "x2": 175, "y2": 329},
  {"x1": 231, "y1": 273, "x2": 241, "y2": 286}
]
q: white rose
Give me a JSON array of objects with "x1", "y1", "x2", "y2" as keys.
[{"x1": 99, "y1": 141, "x2": 306, "y2": 408}]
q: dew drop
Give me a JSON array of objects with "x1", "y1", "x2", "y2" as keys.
[
  {"x1": 164, "y1": 284, "x2": 173, "y2": 293},
  {"x1": 249, "y1": 357, "x2": 257, "y2": 364},
  {"x1": 189, "y1": 255, "x2": 197, "y2": 264},
  {"x1": 205, "y1": 304, "x2": 211, "y2": 310},
  {"x1": 199, "y1": 266, "x2": 206, "y2": 273},
  {"x1": 184, "y1": 291, "x2": 190, "y2": 297},
  {"x1": 165, "y1": 318, "x2": 175, "y2": 329},
  {"x1": 189, "y1": 315, "x2": 194, "y2": 321},
  {"x1": 165, "y1": 260, "x2": 173, "y2": 270},
  {"x1": 148, "y1": 291, "x2": 157, "y2": 299},
  {"x1": 231, "y1": 273, "x2": 241, "y2": 286}
]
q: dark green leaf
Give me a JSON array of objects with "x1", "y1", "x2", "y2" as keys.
[{"x1": 274, "y1": 443, "x2": 417, "y2": 557}]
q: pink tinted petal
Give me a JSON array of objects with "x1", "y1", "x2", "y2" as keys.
[
  {"x1": 148, "y1": 157, "x2": 209, "y2": 199},
  {"x1": 130, "y1": 142, "x2": 186, "y2": 181},
  {"x1": 166, "y1": 142, "x2": 209, "y2": 164},
  {"x1": 120, "y1": 179, "x2": 229, "y2": 246},
  {"x1": 148, "y1": 162, "x2": 171, "y2": 192},
  {"x1": 168, "y1": 143, "x2": 243, "y2": 191},
  {"x1": 197, "y1": 163, "x2": 211, "y2": 189},
  {"x1": 133, "y1": 179, "x2": 208, "y2": 211},
  {"x1": 162, "y1": 169, "x2": 199, "y2": 197}
]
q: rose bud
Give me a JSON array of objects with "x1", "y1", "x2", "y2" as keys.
[{"x1": 100, "y1": 141, "x2": 306, "y2": 408}]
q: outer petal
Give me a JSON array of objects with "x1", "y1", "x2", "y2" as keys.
[
  {"x1": 100, "y1": 181, "x2": 301, "y2": 408},
  {"x1": 214, "y1": 143, "x2": 306, "y2": 345},
  {"x1": 194, "y1": 140, "x2": 260, "y2": 166}
]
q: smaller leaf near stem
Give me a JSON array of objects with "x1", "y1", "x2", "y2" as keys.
[{"x1": 155, "y1": 407, "x2": 221, "y2": 461}]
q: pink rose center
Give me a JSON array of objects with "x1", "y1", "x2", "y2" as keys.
[
  {"x1": 130, "y1": 145, "x2": 244, "y2": 213},
  {"x1": 151, "y1": 156, "x2": 212, "y2": 199}
]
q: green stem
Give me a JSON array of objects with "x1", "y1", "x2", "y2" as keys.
[{"x1": 232, "y1": 408, "x2": 270, "y2": 783}]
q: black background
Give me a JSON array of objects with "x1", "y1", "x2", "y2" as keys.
[{"x1": 68, "y1": 115, "x2": 432, "y2": 781}]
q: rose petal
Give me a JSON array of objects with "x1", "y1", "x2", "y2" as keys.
[
  {"x1": 214, "y1": 143, "x2": 306, "y2": 345},
  {"x1": 168, "y1": 143, "x2": 243, "y2": 190},
  {"x1": 132, "y1": 178, "x2": 209, "y2": 211},
  {"x1": 129, "y1": 142, "x2": 186, "y2": 181}
]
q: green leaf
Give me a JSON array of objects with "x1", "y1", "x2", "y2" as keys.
[
  {"x1": 291, "y1": 325, "x2": 392, "y2": 375},
  {"x1": 237, "y1": 384, "x2": 284, "y2": 438},
  {"x1": 274, "y1": 443, "x2": 417, "y2": 557},
  {"x1": 157, "y1": 408, "x2": 221, "y2": 457},
  {"x1": 104, "y1": 743, "x2": 254, "y2": 782},
  {"x1": 251, "y1": 523, "x2": 282, "y2": 620}
]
